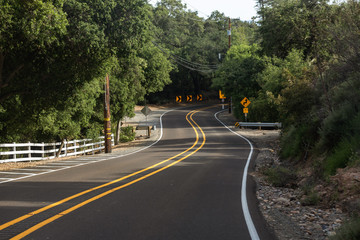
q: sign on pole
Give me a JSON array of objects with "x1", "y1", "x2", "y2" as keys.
[
  {"x1": 187, "y1": 95, "x2": 193, "y2": 102},
  {"x1": 141, "y1": 105, "x2": 151, "y2": 116},
  {"x1": 176, "y1": 96, "x2": 182, "y2": 103},
  {"x1": 241, "y1": 97, "x2": 251, "y2": 108},
  {"x1": 219, "y1": 90, "x2": 226, "y2": 99}
]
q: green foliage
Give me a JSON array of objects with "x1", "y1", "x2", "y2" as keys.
[
  {"x1": 0, "y1": 0, "x2": 172, "y2": 143},
  {"x1": 140, "y1": 42, "x2": 173, "y2": 94},
  {"x1": 257, "y1": 0, "x2": 334, "y2": 59},
  {"x1": 150, "y1": 0, "x2": 257, "y2": 100},
  {"x1": 120, "y1": 126, "x2": 136, "y2": 143},
  {"x1": 0, "y1": 0, "x2": 359, "y2": 184},
  {"x1": 253, "y1": 49, "x2": 316, "y2": 124},
  {"x1": 212, "y1": 44, "x2": 264, "y2": 103},
  {"x1": 248, "y1": 91, "x2": 279, "y2": 122},
  {"x1": 209, "y1": 0, "x2": 360, "y2": 180},
  {"x1": 263, "y1": 166, "x2": 297, "y2": 188},
  {"x1": 301, "y1": 185, "x2": 321, "y2": 206},
  {"x1": 280, "y1": 124, "x2": 318, "y2": 161},
  {"x1": 330, "y1": 217, "x2": 360, "y2": 240},
  {"x1": 324, "y1": 138, "x2": 353, "y2": 176}
]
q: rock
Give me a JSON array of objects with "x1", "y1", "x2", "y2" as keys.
[
  {"x1": 216, "y1": 112, "x2": 348, "y2": 240},
  {"x1": 274, "y1": 197, "x2": 291, "y2": 206}
]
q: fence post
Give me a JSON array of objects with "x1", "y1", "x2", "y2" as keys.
[
  {"x1": 74, "y1": 141, "x2": 77, "y2": 156},
  {"x1": 13, "y1": 142, "x2": 16, "y2": 160},
  {"x1": 65, "y1": 139, "x2": 67, "y2": 156},
  {"x1": 83, "y1": 140, "x2": 86, "y2": 155},
  {"x1": 53, "y1": 143, "x2": 56, "y2": 158},
  {"x1": 28, "y1": 141, "x2": 31, "y2": 162},
  {"x1": 91, "y1": 141, "x2": 94, "y2": 155},
  {"x1": 42, "y1": 142, "x2": 45, "y2": 159}
]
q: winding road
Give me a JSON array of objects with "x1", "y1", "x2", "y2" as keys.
[{"x1": 0, "y1": 105, "x2": 275, "y2": 240}]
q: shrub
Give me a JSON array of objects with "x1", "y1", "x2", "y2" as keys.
[
  {"x1": 324, "y1": 134, "x2": 360, "y2": 176},
  {"x1": 120, "y1": 126, "x2": 135, "y2": 143},
  {"x1": 301, "y1": 187, "x2": 321, "y2": 206},
  {"x1": 330, "y1": 217, "x2": 360, "y2": 240},
  {"x1": 263, "y1": 166, "x2": 297, "y2": 187},
  {"x1": 280, "y1": 123, "x2": 318, "y2": 161}
]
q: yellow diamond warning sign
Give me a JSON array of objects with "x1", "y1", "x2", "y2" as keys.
[{"x1": 241, "y1": 97, "x2": 251, "y2": 108}]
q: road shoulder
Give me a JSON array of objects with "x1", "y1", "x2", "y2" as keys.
[{"x1": 216, "y1": 111, "x2": 345, "y2": 240}]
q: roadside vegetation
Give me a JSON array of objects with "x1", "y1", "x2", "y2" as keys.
[{"x1": 1, "y1": 0, "x2": 359, "y2": 234}]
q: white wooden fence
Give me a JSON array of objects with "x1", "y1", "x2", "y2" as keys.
[{"x1": 0, "y1": 136, "x2": 114, "y2": 163}]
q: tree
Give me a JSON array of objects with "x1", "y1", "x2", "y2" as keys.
[
  {"x1": 0, "y1": 0, "x2": 172, "y2": 143},
  {"x1": 212, "y1": 44, "x2": 264, "y2": 119},
  {"x1": 0, "y1": 0, "x2": 68, "y2": 104},
  {"x1": 256, "y1": 0, "x2": 332, "y2": 59}
]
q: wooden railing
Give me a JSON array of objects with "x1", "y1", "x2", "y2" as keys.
[{"x1": 0, "y1": 136, "x2": 114, "y2": 163}]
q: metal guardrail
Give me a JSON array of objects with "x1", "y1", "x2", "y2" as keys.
[{"x1": 235, "y1": 122, "x2": 282, "y2": 129}]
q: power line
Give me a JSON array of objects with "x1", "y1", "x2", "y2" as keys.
[{"x1": 152, "y1": 41, "x2": 219, "y2": 73}]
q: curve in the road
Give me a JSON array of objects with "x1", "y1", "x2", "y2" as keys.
[
  {"x1": 215, "y1": 109, "x2": 260, "y2": 240},
  {"x1": 2, "y1": 106, "x2": 213, "y2": 240}
]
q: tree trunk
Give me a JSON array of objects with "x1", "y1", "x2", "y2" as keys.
[
  {"x1": 115, "y1": 119, "x2": 122, "y2": 145},
  {"x1": 56, "y1": 139, "x2": 65, "y2": 158}
]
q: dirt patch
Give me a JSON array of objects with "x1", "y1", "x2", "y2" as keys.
[{"x1": 134, "y1": 103, "x2": 183, "y2": 111}]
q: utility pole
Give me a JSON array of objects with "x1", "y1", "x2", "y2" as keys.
[
  {"x1": 228, "y1": 18, "x2": 232, "y2": 113},
  {"x1": 104, "y1": 74, "x2": 112, "y2": 153},
  {"x1": 228, "y1": 18, "x2": 231, "y2": 49}
]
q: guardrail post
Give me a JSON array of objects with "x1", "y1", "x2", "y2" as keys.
[
  {"x1": 13, "y1": 142, "x2": 16, "y2": 160},
  {"x1": 74, "y1": 141, "x2": 77, "y2": 155},
  {"x1": 83, "y1": 140, "x2": 86, "y2": 155},
  {"x1": 42, "y1": 142, "x2": 45, "y2": 159}
]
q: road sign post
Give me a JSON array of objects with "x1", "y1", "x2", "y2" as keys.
[
  {"x1": 219, "y1": 90, "x2": 226, "y2": 100},
  {"x1": 187, "y1": 95, "x2": 193, "y2": 102},
  {"x1": 141, "y1": 105, "x2": 151, "y2": 122},
  {"x1": 240, "y1": 97, "x2": 251, "y2": 108},
  {"x1": 219, "y1": 90, "x2": 226, "y2": 110},
  {"x1": 229, "y1": 97, "x2": 232, "y2": 113},
  {"x1": 241, "y1": 97, "x2": 251, "y2": 122},
  {"x1": 176, "y1": 96, "x2": 182, "y2": 103}
]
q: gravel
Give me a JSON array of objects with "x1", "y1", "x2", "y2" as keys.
[{"x1": 216, "y1": 111, "x2": 346, "y2": 240}]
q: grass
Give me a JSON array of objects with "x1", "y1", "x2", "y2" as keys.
[{"x1": 330, "y1": 217, "x2": 360, "y2": 240}]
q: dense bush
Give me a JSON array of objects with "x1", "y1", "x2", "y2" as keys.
[
  {"x1": 263, "y1": 166, "x2": 297, "y2": 188},
  {"x1": 330, "y1": 217, "x2": 360, "y2": 240}
]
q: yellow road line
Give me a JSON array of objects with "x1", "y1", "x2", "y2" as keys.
[
  {"x1": 0, "y1": 109, "x2": 198, "y2": 232},
  {"x1": 2, "y1": 106, "x2": 212, "y2": 239}
]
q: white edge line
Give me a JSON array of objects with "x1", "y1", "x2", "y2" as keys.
[
  {"x1": 0, "y1": 108, "x2": 176, "y2": 185},
  {"x1": 214, "y1": 109, "x2": 260, "y2": 240}
]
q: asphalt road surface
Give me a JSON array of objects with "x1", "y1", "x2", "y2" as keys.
[{"x1": 0, "y1": 105, "x2": 275, "y2": 240}]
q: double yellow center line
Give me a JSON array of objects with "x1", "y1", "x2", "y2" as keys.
[{"x1": 1, "y1": 106, "x2": 212, "y2": 239}]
